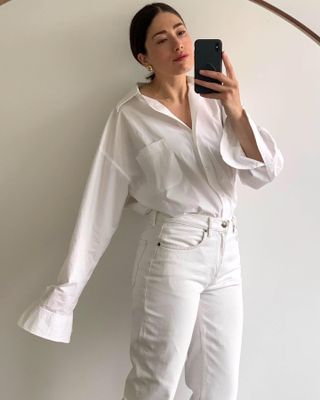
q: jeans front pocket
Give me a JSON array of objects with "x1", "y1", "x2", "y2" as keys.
[
  {"x1": 158, "y1": 221, "x2": 207, "y2": 251},
  {"x1": 131, "y1": 239, "x2": 148, "y2": 287}
]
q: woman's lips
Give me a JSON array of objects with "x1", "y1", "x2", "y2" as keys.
[{"x1": 174, "y1": 54, "x2": 188, "y2": 61}]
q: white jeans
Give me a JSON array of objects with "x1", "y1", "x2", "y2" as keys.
[{"x1": 122, "y1": 210, "x2": 243, "y2": 400}]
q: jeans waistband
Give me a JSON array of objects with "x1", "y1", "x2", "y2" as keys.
[{"x1": 147, "y1": 210, "x2": 237, "y2": 234}]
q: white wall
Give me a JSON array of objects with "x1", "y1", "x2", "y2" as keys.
[{"x1": 1, "y1": 0, "x2": 319, "y2": 399}]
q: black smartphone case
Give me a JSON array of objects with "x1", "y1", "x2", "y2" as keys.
[{"x1": 194, "y1": 39, "x2": 222, "y2": 94}]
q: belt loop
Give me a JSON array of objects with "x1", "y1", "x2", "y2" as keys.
[
  {"x1": 207, "y1": 216, "x2": 213, "y2": 237},
  {"x1": 232, "y1": 215, "x2": 236, "y2": 233},
  {"x1": 152, "y1": 209, "x2": 157, "y2": 226}
]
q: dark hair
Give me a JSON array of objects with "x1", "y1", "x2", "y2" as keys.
[{"x1": 129, "y1": 2, "x2": 186, "y2": 81}]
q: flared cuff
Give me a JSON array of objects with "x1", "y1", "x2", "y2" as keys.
[
  {"x1": 220, "y1": 108, "x2": 270, "y2": 169},
  {"x1": 17, "y1": 299, "x2": 73, "y2": 343}
]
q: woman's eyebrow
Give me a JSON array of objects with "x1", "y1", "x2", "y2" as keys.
[{"x1": 152, "y1": 22, "x2": 185, "y2": 39}]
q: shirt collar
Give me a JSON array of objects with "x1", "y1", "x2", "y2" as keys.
[{"x1": 115, "y1": 75, "x2": 196, "y2": 113}]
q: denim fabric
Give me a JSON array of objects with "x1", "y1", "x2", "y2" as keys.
[{"x1": 122, "y1": 209, "x2": 243, "y2": 400}]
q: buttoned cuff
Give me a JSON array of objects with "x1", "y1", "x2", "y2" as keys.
[
  {"x1": 220, "y1": 108, "x2": 270, "y2": 170},
  {"x1": 17, "y1": 300, "x2": 73, "y2": 343}
]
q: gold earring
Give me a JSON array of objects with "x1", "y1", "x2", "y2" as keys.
[{"x1": 146, "y1": 65, "x2": 153, "y2": 72}]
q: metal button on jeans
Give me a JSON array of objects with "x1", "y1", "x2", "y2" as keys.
[{"x1": 221, "y1": 221, "x2": 228, "y2": 228}]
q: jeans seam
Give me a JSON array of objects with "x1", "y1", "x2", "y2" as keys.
[
  {"x1": 214, "y1": 231, "x2": 226, "y2": 280},
  {"x1": 136, "y1": 238, "x2": 160, "y2": 399},
  {"x1": 132, "y1": 239, "x2": 148, "y2": 287},
  {"x1": 199, "y1": 304, "x2": 206, "y2": 400}
]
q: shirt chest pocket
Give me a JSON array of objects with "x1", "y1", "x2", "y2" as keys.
[{"x1": 136, "y1": 138, "x2": 183, "y2": 193}]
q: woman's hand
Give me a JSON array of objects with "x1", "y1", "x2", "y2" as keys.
[{"x1": 194, "y1": 51, "x2": 243, "y2": 120}]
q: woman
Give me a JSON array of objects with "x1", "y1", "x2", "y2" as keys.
[{"x1": 17, "y1": 2, "x2": 284, "y2": 400}]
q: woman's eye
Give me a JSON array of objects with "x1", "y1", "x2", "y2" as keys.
[{"x1": 157, "y1": 30, "x2": 186, "y2": 44}]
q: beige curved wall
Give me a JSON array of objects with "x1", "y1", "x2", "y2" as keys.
[{"x1": 1, "y1": 1, "x2": 319, "y2": 399}]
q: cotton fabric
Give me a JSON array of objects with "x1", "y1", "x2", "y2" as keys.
[{"x1": 17, "y1": 75, "x2": 284, "y2": 343}]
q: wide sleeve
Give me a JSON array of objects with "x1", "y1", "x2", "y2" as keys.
[
  {"x1": 219, "y1": 102, "x2": 284, "y2": 189},
  {"x1": 17, "y1": 108, "x2": 131, "y2": 343}
]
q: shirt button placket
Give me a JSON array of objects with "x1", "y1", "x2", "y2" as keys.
[
  {"x1": 195, "y1": 138, "x2": 225, "y2": 211},
  {"x1": 196, "y1": 140, "x2": 209, "y2": 178}
]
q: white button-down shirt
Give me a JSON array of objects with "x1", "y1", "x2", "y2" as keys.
[{"x1": 17, "y1": 75, "x2": 284, "y2": 343}]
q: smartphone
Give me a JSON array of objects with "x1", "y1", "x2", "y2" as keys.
[{"x1": 194, "y1": 39, "x2": 222, "y2": 94}]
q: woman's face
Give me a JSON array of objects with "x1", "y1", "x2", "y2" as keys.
[{"x1": 138, "y1": 12, "x2": 194, "y2": 78}]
